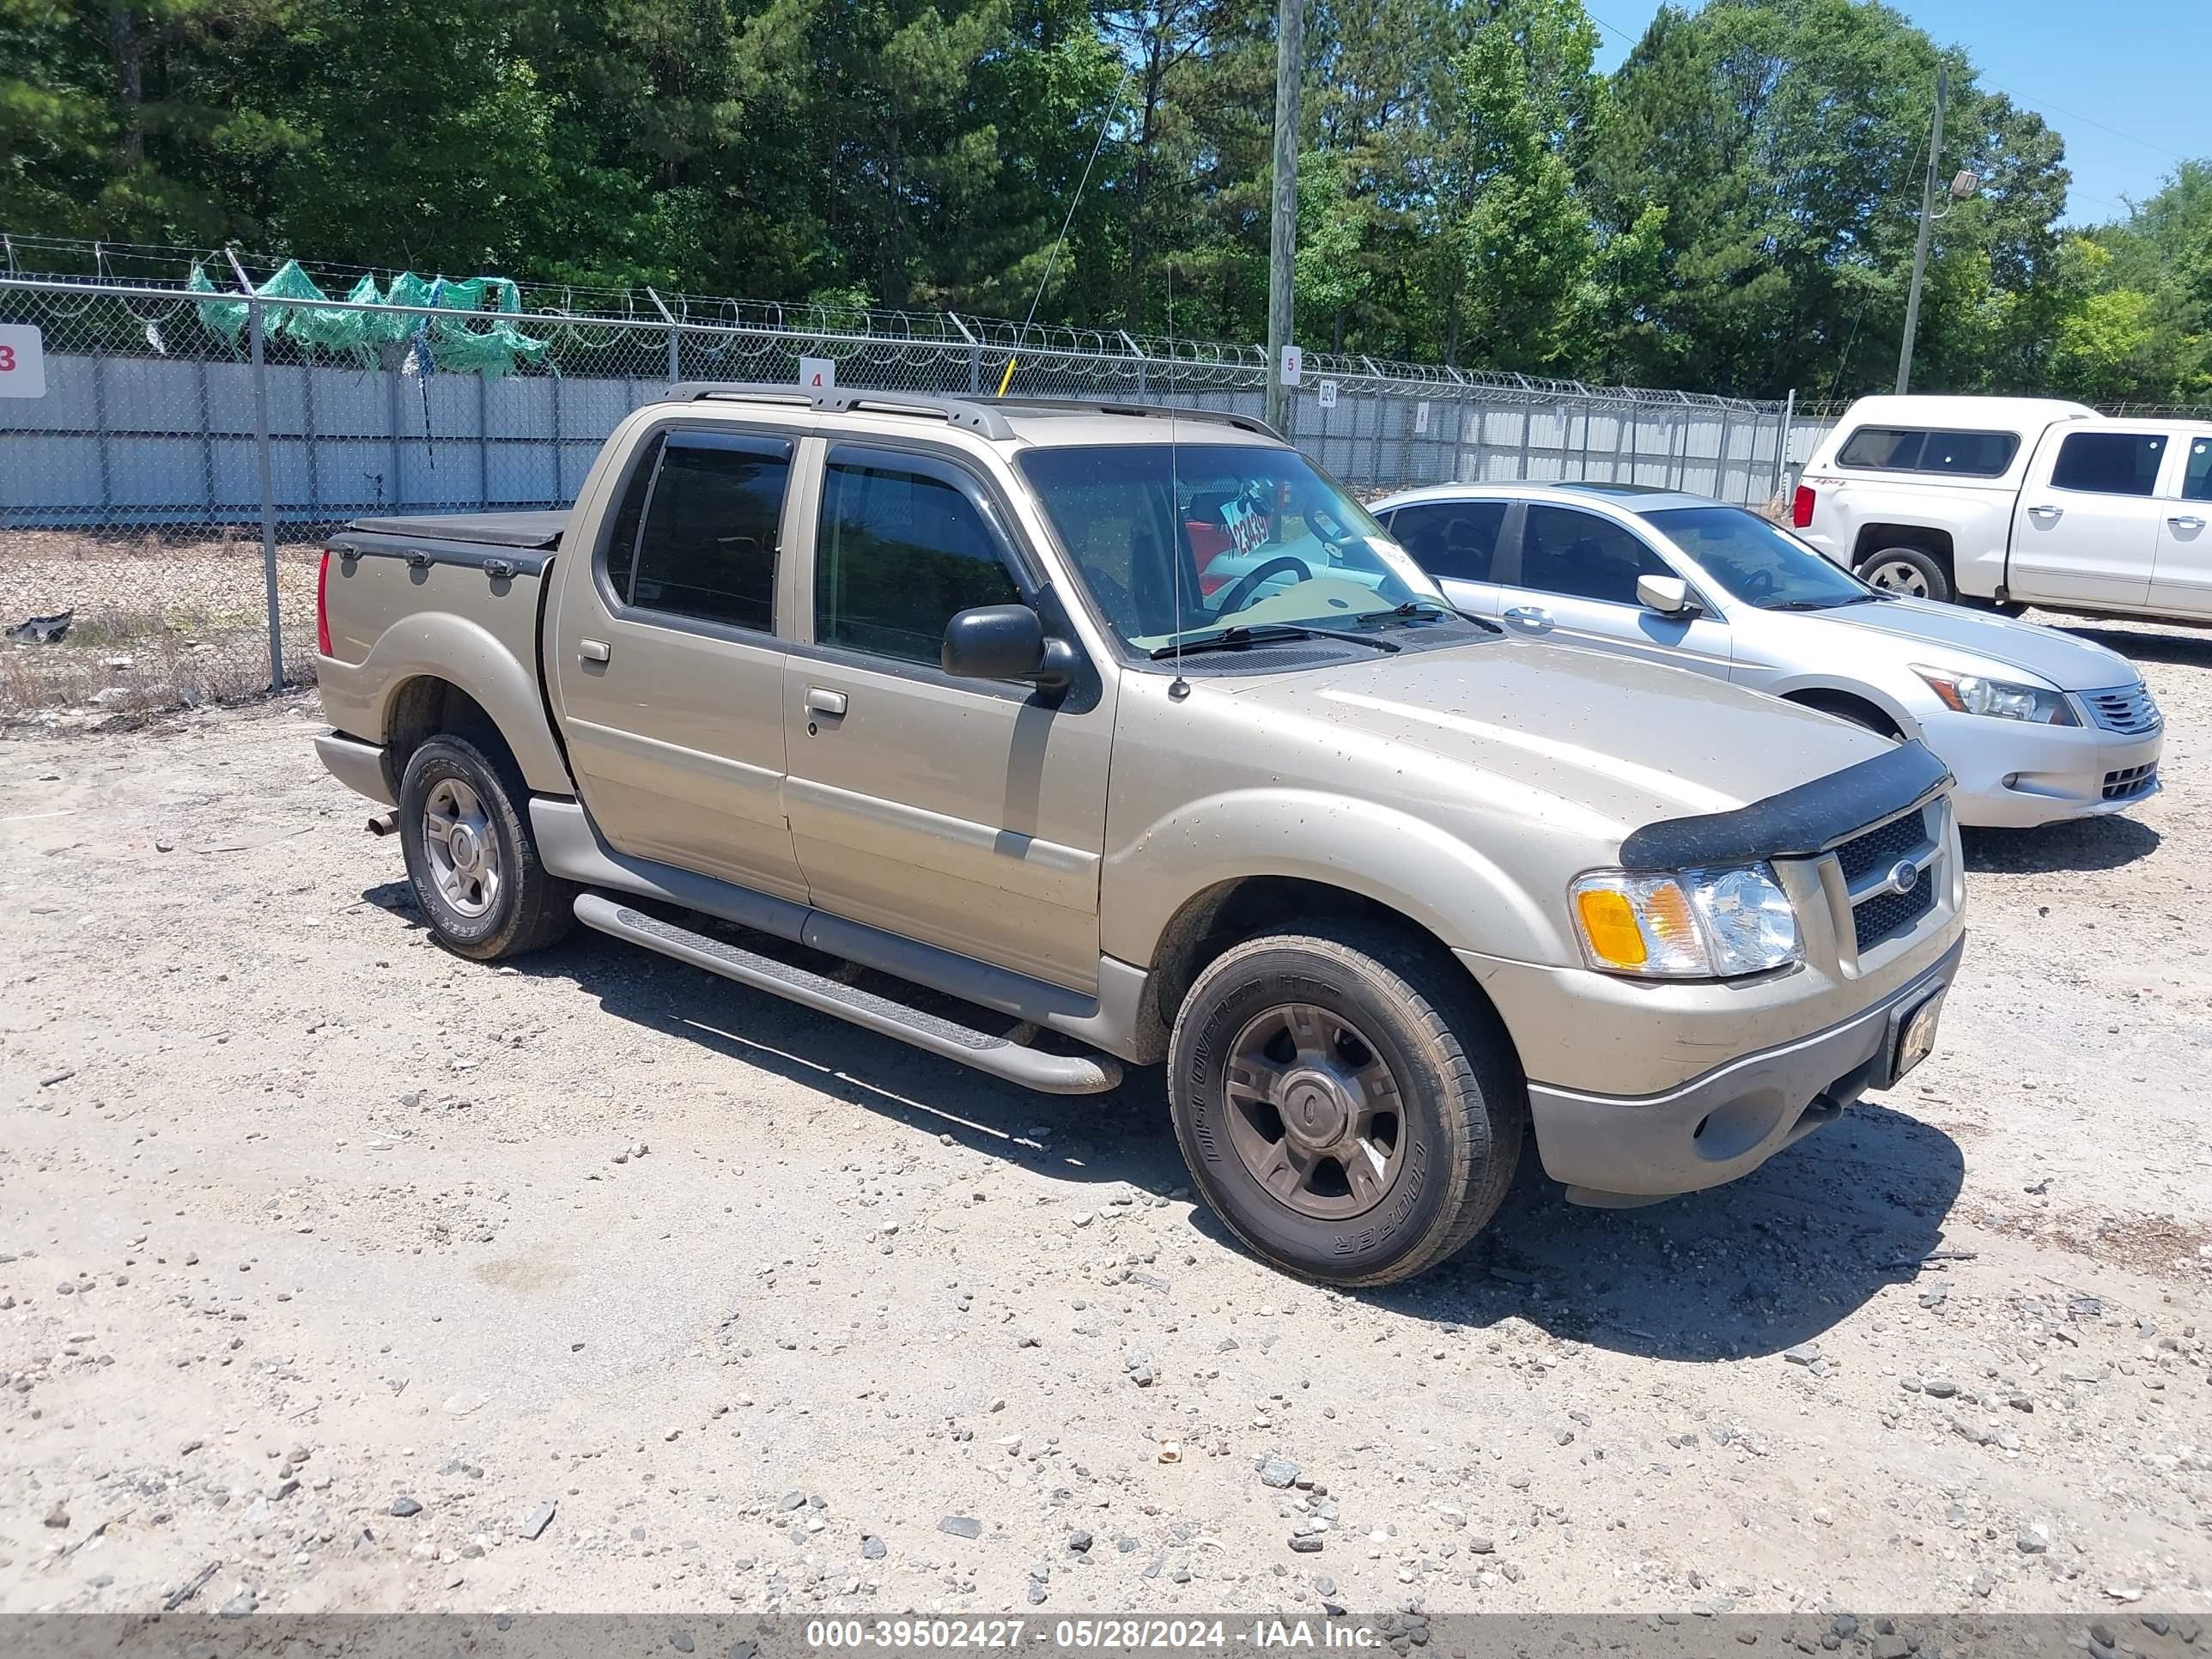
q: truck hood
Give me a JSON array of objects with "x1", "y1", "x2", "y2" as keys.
[
  {"x1": 1814, "y1": 595, "x2": 2138, "y2": 691},
  {"x1": 1217, "y1": 636, "x2": 1893, "y2": 844}
]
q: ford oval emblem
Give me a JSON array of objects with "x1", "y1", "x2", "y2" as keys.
[{"x1": 1886, "y1": 859, "x2": 1919, "y2": 896}]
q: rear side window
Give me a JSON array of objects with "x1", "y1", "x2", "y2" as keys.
[
  {"x1": 1387, "y1": 501, "x2": 1509, "y2": 583},
  {"x1": 2183, "y1": 437, "x2": 2212, "y2": 502},
  {"x1": 2051, "y1": 431, "x2": 2166, "y2": 497},
  {"x1": 622, "y1": 430, "x2": 791, "y2": 630},
  {"x1": 816, "y1": 456, "x2": 1023, "y2": 667},
  {"x1": 1836, "y1": 426, "x2": 2016, "y2": 477}
]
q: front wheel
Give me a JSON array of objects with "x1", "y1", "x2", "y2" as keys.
[
  {"x1": 398, "y1": 734, "x2": 577, "y2": 960},
  {"x1": 1856, "y1": 544, "x2": 1952, "y2": 604},
  {"x1": 1167, "y1": 923, "x2": 1525, "y2": 1287}
]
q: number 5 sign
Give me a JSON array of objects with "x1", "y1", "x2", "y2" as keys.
[{"x1": 0, "y1": 324, "x2": 46, "y2": 398}]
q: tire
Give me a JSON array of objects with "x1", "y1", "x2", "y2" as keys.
[
  {"x1": 1167, "y1": 922, "x2": 1526, "y2": 1287},
  {"x1": 398, "y1": 734, "x2": 578, "y2": 961},
  {"x1": 1855, "y1": 544, "x2": 1952, "y2": 604}
]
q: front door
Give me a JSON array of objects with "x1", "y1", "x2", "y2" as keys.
[
  {"x1": 548, "y1": 423, "x2": 808, "y2": 900},
  {"x1": 2008, "y1": 427, "x2": 2167, "y2": 609},
  {"x1": 2148, "y1": 433, "x2": 2212, "y2": 620},
  {"x1": 781, "y1": 442, "x2": 1115, "y2": 990},
  {"x1": 1494, "y1": 503, "x2": 1735, "y2": 678}
]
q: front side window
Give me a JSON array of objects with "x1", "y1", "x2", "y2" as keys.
[
  {"x1": 1388, "y1": 501, "x2": 1509, "y2": 584},
  {"x1": 2051, "y1": 430, "x2": 2166, "y2": 497},
  {"x1": 815, "y1": 457, "x2": 1023, "y2": 667},
  {"x1": 1017, "y1": 443, "x2": 1439, "y2": 652},
  {"x1": 1516, "y1": 506, "x2": 1674, "y2": 606},
  {"x1": 2183, "y1": 437, "x2": 2212, "y2": 502},
  {"x1": 621, "y1": 430, "x2": 790, "y2": 631},
  {"x1": 1644, "y1": 506, "x2": 1873, "y2": 611}
]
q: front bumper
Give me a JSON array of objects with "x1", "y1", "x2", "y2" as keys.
[
  {"x1": 1923, "y1": 708, "x2": 2163, "y2": 829},
  {"x1": 1514, "y1": 933, "x2": 1966, "y2": 1201}
]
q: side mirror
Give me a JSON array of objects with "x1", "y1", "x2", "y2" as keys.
[
  {"x1": 942, "y1": 604, "x2": 1074, "y2": 690},
  {"x1": 1637, "y1": 574, "x2": 1695, "y2": 616}
]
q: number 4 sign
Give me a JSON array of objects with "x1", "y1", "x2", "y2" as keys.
[
  {"x1": 0, "y1": 324, "x2": 46, "y2": 398},
  {"x1": 799, "y1": 356, "x2": 836, "y2": 391}
]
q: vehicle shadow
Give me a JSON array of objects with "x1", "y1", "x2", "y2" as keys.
[
  {"x1": 359, "y1": 881, "x2": 1190, "y2": 1194},
  {"x1": 361, "y1": 881, "x2": 1966, "y2": 1360},
  {"x1": 1962, "y1": 815, "x2": 2160, "y2": 874},
  {"x1": 2052, "y1": 623, "x2": 2212, "y2": 671},
  {"x1": 1340, "y1": 1099, "x2": 1968, "y2": 1362}
]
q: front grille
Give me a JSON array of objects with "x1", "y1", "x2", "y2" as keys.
[
  {"x1": 1833, "y1": 807, "x2": 1931, "y2": 887},
  {"x1": 2082, "y1": 683, "x2": 2162, "y2": 735},
  {"x1": 2103, "y1": 763, "x2": 2159, "y2": 801},
  {"x1": 1854, "y1": 867, "x2": 1938, "y2": 953}
]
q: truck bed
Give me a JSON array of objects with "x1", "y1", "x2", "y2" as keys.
[{"x1": 345, "y1": 510, "x2": 567, "y2": 550}]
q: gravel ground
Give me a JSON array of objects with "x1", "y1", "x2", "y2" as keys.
[{"x1": 1, "y1": 611, "x2": 2208, "y2": 1621}]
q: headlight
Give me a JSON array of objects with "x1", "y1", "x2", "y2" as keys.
[
  {"x1": 1912, "y1": 665, "x2": 2076, "y2": 725},
  {"x1": 1570, "y1": 864, "x2": 1802, "y2": 979}
]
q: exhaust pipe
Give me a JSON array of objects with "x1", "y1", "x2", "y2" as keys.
[{"x1": 367, "y1": 811, "x2": 398, "y2": 836}]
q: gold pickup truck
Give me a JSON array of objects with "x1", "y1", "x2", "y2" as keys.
[{"x1": 312, "y1": 385, "x2": 1966, "y2": 1285}]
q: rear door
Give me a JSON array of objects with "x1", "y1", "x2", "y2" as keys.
[
  {"x1": 549, "y1": 423, "x2": 808, "y2": 899},
  {"x1": 779, "y1": 441, "x2": 1115, "y2": 990},
  {"x1": 2008, "y1": 427, "x2": 2168, "y2": 608},
  {"x1": 1381, "y1": 498, "x2": 1516, "y2": 617},
  {"x1": 1494, "y1": 503, "x2": 1735, "y2": 678},
  {"x1": 2148, "y1": 431, "x2": 2212, "y2": 619}
]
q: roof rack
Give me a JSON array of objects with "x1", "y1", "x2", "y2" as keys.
[{"x1": 659, "y1": 383, "x2": 1286, "y2": 445}]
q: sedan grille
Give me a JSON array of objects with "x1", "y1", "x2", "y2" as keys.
[
  {"x1": 2102, "y1": 763, "x2": 2159, "y2": 801},
  {"x1": 2082, "y1": 683, "x2": 2161, "y2": 735}
]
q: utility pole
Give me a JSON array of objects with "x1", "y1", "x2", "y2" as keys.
[
  {"x1": 1264, "y1": 0, "x2": 1303, "y2": 435},
  {"x1": 1896, "y1": 64, "x2": 1948, "y2": 396}
]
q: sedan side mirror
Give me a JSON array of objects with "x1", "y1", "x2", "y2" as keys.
[
  {"x1": 1637, "y1": 574, "x2": 1695, "y2": 617},
  {"x1": 942, "y1": 604, "x2": 1075, "y2": 690}
]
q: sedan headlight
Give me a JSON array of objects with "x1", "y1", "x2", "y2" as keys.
[
  {"x1": 1912, "y1": 665, "x2": 2076, "y2": 725},
  {"x1": 1570, "y1": 864, "x2": 1802, "y2": 979}
]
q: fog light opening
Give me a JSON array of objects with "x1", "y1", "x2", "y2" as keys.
[
  {"x1": 1692, "y1": 1113, "x2": 1711, "y2": 1141},
  {"x1": 2002, "y1": 772, "x2": 2021, "y2": 789}
]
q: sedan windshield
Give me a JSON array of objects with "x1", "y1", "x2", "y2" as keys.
[
  {"x1": 1018, "y1": 443, "x2": 1443, "y2": 653},
  {"x1": 1643, "y1": 506, "x2": 1877, "y2": 611}
]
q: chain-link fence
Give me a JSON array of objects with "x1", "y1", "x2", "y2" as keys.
[{"x1": 0, "y1": 264, "x2": 1794, "y2": 719}]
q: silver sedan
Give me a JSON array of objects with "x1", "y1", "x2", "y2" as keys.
[{"x1": 1367, "y1": 482, "x2": 2164, "y2": 830}]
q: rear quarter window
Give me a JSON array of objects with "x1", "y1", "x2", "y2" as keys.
[{"x1": 1836, "y1": 426, "x2": 2017, "y2": 477}]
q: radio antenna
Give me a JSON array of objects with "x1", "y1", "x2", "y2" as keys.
[
  {"x1": 1166, "y1": 255, "x2": 1189, "y2": 701},
  {"x1": 1000, "y1": 67, "x2": 1133, "y2": 398}
]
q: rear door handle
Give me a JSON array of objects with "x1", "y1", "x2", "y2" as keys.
[
  {"x1": 805, "y1": 687, "x2": 848, "y2": 717},
  {"x1": 1503, "y1": 605, "x2": 1553, "y2": 627},
  {"x1": 2171, "y1": 514, "x2": 2206, "y2": 531},
  {"x1": 578, "y1": 638, "x2": 611, "y2": 663},
  {"x1": 2027, "y1": 504, "x2": 2063, "y2": 520}
]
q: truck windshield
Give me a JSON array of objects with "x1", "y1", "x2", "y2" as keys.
[
  {"x1": 1017, "y1": 444, "x2": 1444, "y2": 653},
  {"x1": 1644, "y1": 506, "x2": 1877, "y2": 611}
]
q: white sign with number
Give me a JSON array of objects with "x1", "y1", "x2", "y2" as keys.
[
  {"x1": 1316, "y1": 379, "x2": 1339, "y2": 410},
  {"x1": 0, "y1": 324, "x2": 46, "y2": 398},
  {"x1": 1414, "y1": 399, "x2": 1431, "y2": 435},
  {"x1": 1279, "y1": 344, "x2": 1303, "y2": 387},
  {"x1": 799, "y1": 356, "x2": 836, "y2": 391}
]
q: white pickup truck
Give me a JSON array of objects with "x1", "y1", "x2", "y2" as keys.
[{"x1": 1794, "y1": 394, "x2": 2212, "y2": 622}]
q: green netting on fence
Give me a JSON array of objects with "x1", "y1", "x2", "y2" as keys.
[{"x1": 186, "y1": 259, "x2": 550, "y2": 376}]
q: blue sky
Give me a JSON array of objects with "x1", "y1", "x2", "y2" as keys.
[{"x1": 1589, "y1": 0, "x2": 2210, "y2": 226}]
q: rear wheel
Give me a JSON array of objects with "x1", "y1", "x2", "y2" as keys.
[
  {"x1": 398, "y1": 734, "x2": 577, "y2": 960},
  {"x1": 1167, "y1": 923, "x2": 1525, "y2": 1287},
  {"x1": 1856, "y1": 544, "x2": 1952, "y2": 604}
]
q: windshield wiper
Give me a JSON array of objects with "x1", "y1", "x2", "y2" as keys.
[
  {"x1": 1765, "y1": 597, "x2": 1863, "y2": 611},
  {"x1": 1149, "y1": 622, "x2": 1401, "y2": 659}
]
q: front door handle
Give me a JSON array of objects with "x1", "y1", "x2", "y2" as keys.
[
  {"x1": 578, "y1": 638, "x2": 611, "y2": 663},
  {"x1": 1502, "y1": 605, "x2": 1553, "y2": 627},
  {"x1": 805, "y1": 686, "x2": 848, "y2": 717},
  {"x1": 2171, "y1": 514, "x2": 2206, "y2": 532},
  {"x1": 2027, "y1": 504, "x2": 2063, "y2": 521}
]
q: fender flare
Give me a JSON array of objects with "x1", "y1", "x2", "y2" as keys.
[{"x1": 363, "y1": 610, "x2": 572, "y2": 794}]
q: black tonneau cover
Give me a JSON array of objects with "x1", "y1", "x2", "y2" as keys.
[{"x1": 346, "y1": 510, "x2": 566, "y2": 550}]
